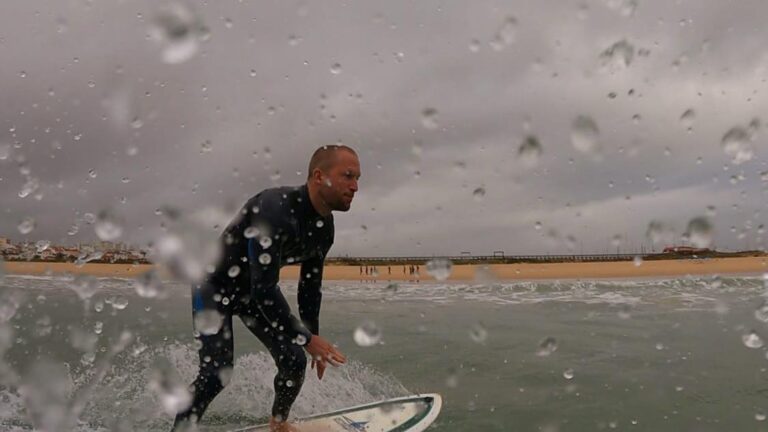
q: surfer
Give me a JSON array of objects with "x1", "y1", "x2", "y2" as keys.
[{"x1": 172, "y1": 145, "x2": 359, "y2": 432}]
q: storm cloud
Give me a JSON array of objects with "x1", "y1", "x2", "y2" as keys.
[{"x1": 1, "y1": 0, "x2": 766, "y2": 257}]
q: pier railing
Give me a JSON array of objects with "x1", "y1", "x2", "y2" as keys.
[{"x1": 326, "y1": 251, "x2": 765, "y2": 265}]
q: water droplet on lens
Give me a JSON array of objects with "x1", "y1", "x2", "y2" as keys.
[
  {"x1": 259, "y1": 236, "x2": 272, "y2": 249},
  {"x1": 426, "y1": 258, "x2": 452, "y2": 281},
  {"x1": 646, "y1": 220, "x2": 673, "y2": 245},
  {"x1": 571, "y1": 115, "x2": 600, "y2": 154},
  {"x1": 537, "y1": 337, "x2": 558, "y2": 356},
  {"x1": 599, "y1": 39, "x2": 635, "y2": 70},
  {"x1": 17, "y1": 217, "x2": 35, "y2": 234},
  {"x1": 617, "y1": 304, "x2": 632, "y2": 319},
  {"x1": 200, "y1": 140, "x2": 213, "y2": 153},
  {"x1": 563, "y1": 368, "x2": 575, "y2": 380},
  {"x1": 95, "y1": 209, "x2": 123, "y2": 241},
  {"x1": 469, "y1": 323, "x2": 488, "y2": 343},
  {"x1": 421, "y1": 107, "x2": 439, "y2": 130},
  {"x1": 684, "y1": 216, "x2": 712, "y2": 248},
  {"x1": 316, "y1": 219, "x2": 324, "y2": 228},
  {"x1": 472, "y1": 187, "x2": 486, "y2": 200},
  {"x1": 755, "y1": 300, "x2": 768, "y2": 323},
  {"x1": 134, "y1": 269, "x2": 164, "y2": 298},
  {"x1": 35, "y1": 240, "x2": 50, "y2": 253},
  {"x1": 743, "y1": 330, "x2": 763, "y2": 349},
  {"x1": 150, "y1": 3, "x2": 209, "y2": 64},
  {"x1": 294, "y1": 334, "x2": 307, "y2": 345},
  {"x1": 258, "y1": 253, "x2": 272, "y2": 265},
  {"x1": 228, "y1": 265, "x2": 240, "y2": 278},
  {"x1": 218, "y1": 366, "x2": 233, "y2": 386},
  {"x1": 518, "y1": 135, "x2": 543, "y2": 167},
  {"x1": 489, "y1": 16, "x2": 517, "y2": 51},
  {"x1": 194, "y1": 309, "x2": 224, "y2": 335},
  {"x1": 149, "y1": 360, "x2": 193, "y2": 415},
  {"x1": 330, "y1": 63, "x2": 342, "y2": 74},
  {"x1": 353, "y1": 321, "x2": 382, "y2": 347},
  {"x1": 244, "y1": 226, "x2": 260, "y2": 238},
  {"x1": 680, "y1": 109, "x2": 696, "y2": 131},
  {"x1": 108, "y1": 295, "x2": 129, "y2": 310},
  {"x1": 721, "y1": 126, "x2": 753, "y2": 164}
]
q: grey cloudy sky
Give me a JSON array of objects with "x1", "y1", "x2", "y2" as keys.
[{"x1": 1, "y1": 0, "x2": 767, "y2": 257}]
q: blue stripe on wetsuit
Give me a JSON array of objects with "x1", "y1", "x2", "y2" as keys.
[{"x1": 192, "y1": 287, "x2": 204, "y2": 311}]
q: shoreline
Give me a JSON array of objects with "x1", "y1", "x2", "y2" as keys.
[{"x1": 2, "y1": 256, "x2": 766, "y2": 282}]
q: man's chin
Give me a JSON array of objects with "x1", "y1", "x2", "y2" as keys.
[{"x1": 334, "y1": 202, "x2": 351, "y2": 212}]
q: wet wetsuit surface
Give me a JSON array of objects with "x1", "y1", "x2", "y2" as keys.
[{"x1": 173, "y1": 184, "x2": 334, "y2": 429}]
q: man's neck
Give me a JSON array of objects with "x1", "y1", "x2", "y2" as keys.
[{"x1": 306, "y1": 183, "x2": 332, "y2": 217}]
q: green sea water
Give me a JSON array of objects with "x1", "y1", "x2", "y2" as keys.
[{"x1": 1, "y1": 273, "x2": 768, "y2": 431}]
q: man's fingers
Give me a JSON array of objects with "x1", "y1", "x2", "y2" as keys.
[
  {"x1": 326, "y1": 350, "x2": 347, "y2": 366},
  {"x1": 324, "y1": 354, "x2": 344, "y2": 367},
  {"x1": 317, "y1": 360, "x2": 326, "y2": 380}
]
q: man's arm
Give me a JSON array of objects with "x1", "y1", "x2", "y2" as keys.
[
  {"x1": 298, "y1": 256, "x2": 324, "y2": 335},
  {"x1": 246, "y1": 200, "x2": 312, "y2": 345}
]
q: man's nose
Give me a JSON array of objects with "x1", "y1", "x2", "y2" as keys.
[{"x1": 350, "y1": 180, "x2": 358, "y2": 192}]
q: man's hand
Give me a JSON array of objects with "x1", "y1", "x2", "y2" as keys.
[{"x1": 305, "y1": 334, "x2": 346, "y2": 380}]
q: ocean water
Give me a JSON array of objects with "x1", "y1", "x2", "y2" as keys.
[{"x1": 1, "y1": 272, "x2": 768, "y2": 431}]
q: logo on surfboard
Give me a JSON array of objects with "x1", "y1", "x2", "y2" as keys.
[{"x1": 333, "y1": 416, "x2": 369, "y2": 431}]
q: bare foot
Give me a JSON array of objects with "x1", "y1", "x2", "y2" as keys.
[{"x1": 269, "y1": 417, "x2": 300, "y2": 432}]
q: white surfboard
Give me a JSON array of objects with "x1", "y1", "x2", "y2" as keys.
[{"x1": 231, "y1": 393, "x2": 442, "y2": 432}]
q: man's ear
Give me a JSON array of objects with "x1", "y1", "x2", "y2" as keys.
[{"x1": 311, "y1": 168, "x2": 324, "y2": 184}]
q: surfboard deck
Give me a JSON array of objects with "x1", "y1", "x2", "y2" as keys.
[{"x1": 231, "y1": 393, "x2": 442, "y2": 432}]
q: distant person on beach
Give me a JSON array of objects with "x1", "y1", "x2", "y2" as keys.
[{"x1": 172, "y1": 145, "x2": 360, "y2": 432}]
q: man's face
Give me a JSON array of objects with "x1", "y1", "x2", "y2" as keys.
[{"x1": 318, "y1": 150, "x2": 360, "y2": 212}]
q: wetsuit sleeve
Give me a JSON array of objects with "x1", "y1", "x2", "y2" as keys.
[
  {"x1": 298, "y1": 256, "x2": 324, "y2": 335},
  {"x1": 246, "y1": 199, "x2": 312, "y2": 345}
]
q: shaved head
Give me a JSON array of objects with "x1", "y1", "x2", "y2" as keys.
[{"x1": 307, "y1": 145, "x2": 358, "y2": 179}]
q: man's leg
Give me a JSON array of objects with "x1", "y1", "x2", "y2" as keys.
[
  {"x1": 238, "y1": 304, "x2": 307, "y2": 422},
  {"x1": 172, "y1": 282, "x2": 235, "y2": 431}
]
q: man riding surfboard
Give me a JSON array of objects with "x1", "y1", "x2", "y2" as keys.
[{"x1": 172, "y1": 145, "x2": 360, "y2": 432}]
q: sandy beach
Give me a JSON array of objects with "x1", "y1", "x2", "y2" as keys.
[{"x1": 3, "y1": 256, "x2": 766, "y2": 281}]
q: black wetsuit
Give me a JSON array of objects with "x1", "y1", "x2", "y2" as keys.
[{"x1": 173, "y1": 184, "x2": 334, "y2": 429}]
